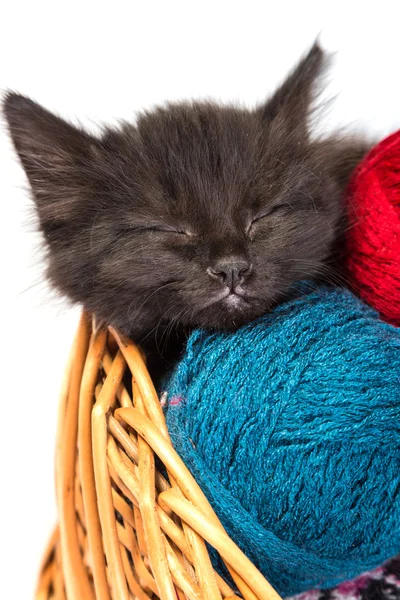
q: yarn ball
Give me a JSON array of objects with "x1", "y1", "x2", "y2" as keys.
[
  {"x1": 346, "y1": 130, "x2": 400, "y2": 325},
  {"x1": 164, "y1": 287, "x2": 400, "y2": 597}
]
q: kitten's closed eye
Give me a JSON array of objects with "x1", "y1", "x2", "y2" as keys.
[
  {"x1": 145, "y1": 226, "x2": 191, "y2": 236},
  {"x1": 117, "y1": 224, "x2": 192, "y2": 236},
  {"x1": 247, "y1": 203, "x2": 293, "y2": 238}
]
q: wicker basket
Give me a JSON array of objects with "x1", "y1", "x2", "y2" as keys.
[{"x1": 35, "y1": 313, "x2": 282, "y2": 600}]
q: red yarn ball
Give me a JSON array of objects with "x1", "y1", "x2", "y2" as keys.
[{"x1": 346, "y1": 130, "x2": 400, "y2": 325}]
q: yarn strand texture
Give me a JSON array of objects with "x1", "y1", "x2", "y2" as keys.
[
  {"x1": 346, "y1": 129, "x2": 400, "y2": 325},
  {"x1": 165, "y1": 287, "x2": 400, "y2": 597}
]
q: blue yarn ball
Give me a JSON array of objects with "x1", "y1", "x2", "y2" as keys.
[{"x1": 164, "y1": 286, "x2": 400, "y2": 597}]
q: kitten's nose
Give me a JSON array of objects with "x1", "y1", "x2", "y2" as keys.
[{"x1": 207, "y1": 260, "x2": 252, "y2": 289}]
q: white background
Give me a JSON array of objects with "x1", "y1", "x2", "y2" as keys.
[{"x1": 1, "y1": 1, "x2": 400, "y2": 597}]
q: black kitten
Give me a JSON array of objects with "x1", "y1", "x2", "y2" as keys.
[{"x1": 4, "y1": 43, "x2": 368, "y2": 376}]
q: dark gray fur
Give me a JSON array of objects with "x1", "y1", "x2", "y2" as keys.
[{"x1": 3, "y1": 43, "x2": 369, "y2": 377}]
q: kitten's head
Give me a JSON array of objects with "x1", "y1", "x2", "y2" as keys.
[{"x1": 4, "y1": 43, "x2": 367, "y2": 343}]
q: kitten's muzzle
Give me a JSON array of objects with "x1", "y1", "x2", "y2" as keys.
[{"x1": 207, "y1": 260, "x2": 253, "y2": 291}]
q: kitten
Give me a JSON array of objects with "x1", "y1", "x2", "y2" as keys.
[{"x1": 4, "y1": 43, "x2": 368, "y2": 378}]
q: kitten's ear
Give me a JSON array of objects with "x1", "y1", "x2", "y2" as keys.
[
  {"x1": 3, "y1": 93, "x2": 101, "y2": 227},
  {"x1": 259, "y1": 42, "x2": 327, "y2": 142}
]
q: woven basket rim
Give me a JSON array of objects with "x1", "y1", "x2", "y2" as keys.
[{"x1": 36, "y1": 313, "x2": 281, "y2": 600}]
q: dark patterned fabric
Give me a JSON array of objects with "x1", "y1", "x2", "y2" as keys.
[{"x1": 289, "y1": 558, "x2": 400, "y2": 600}]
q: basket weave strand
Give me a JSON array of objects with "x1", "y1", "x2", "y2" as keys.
[{"x1": 35, "y1": 313, "x2": 282, "y2": 600}]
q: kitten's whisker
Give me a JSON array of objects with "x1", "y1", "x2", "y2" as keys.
[
  {"x1": 133, "y1": 280, "x2": 180, "y2": 317},
  {"x1": 89, "y1": 211, "x2": 101, "y2": 254},
  {"x1": 160, "y1": 306, "x2": 190, "y2": 347},
  {"x1": 138, "y1": 302, "x2": 182, "y2": 349},
  {"x1": 17, "y1": 278, "x2": 45, "y2": 298}
]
